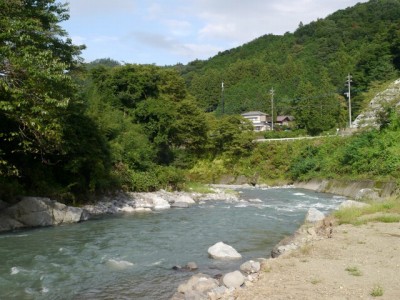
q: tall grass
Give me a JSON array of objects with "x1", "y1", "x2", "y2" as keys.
[{"x1": 334, "y1": 197, "x2": 400, "y2": 225}]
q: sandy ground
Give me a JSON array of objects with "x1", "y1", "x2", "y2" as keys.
[{"x1": 233, "y1": 222, "x2": 400, "y2": 300}]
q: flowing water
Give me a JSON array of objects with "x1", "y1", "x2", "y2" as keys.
[{"x1": 0, "y1": 187, "x2": 346, "y2": 299}]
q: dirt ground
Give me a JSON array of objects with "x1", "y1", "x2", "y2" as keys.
[{"x1": 233, "y1": 222, "x2": 400, "y2": 300}]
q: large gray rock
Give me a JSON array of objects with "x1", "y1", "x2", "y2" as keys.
[
  {"x1": 0, "y1": 214, "x2": 24, "y2": 231},
  {"x1": 5, "y1": 197, "x2": 54, "y2": 226},
  {"x1": 63, "y1": 206, "x2": 85, "y2": 223},
  {"x1": 222, "y1": 270, "x2": 245, "y2": 288},
  {"x1": 135, "y1": 194, "x2": 170, "y2": 210},
  {"x1": 208, "y1": 242, "x2": 242, "y2": 259},
  {"x1": 3, "y1": 197, "x2": 85, "y2": 229},
  {"x1": 240, "y1": 260, "x2": 261, "y2": 274},
  {"x1": 305, "y1": 208, "x2": 325, "y2": 223},
  {"x1": 175, "y1": 194, "x2": 196, "y2": 204},
  {"x1": 152, "y1": 195, "x2": 171, "y2": 210}
]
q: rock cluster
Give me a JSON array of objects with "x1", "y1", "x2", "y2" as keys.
[
  {"x1": 0, "y1": 197, "x2": 88, "y2": 232},
  {"x1": 172, "y1": 242, "x2": 266, "y2": 299},
  {"x1": 0, "y1": 188, "x2": 239, "y2": 232},
  {"x1": 271, "y1": 208, "x2": 334, "y2": 258},
  {"x1": 82, "y1": 189, "x2": 239, "y2": 216},
  {"x1": 353, "y1": 78, "x2": 400, "y2": 128}
]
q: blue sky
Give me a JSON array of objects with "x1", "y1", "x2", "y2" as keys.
[{"x1": 60, "y1": 0, "x2": 368, "y2": 66}]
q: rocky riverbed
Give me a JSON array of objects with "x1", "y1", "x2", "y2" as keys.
[{"x1": 170, "y1": 201, "x2": 338, "y2": 300}]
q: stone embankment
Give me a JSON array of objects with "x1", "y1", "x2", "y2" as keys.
[
  {"x1": 295, "y1": 179, "x2": 397, "y2": 200},
  {"x1": 0, "y1": 187, "x2": 239, "y2": 233},
  {"x1": 352, "y1": 78, "x2": 400, "y2": 128}
]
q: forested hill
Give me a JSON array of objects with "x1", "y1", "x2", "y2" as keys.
[
  {"x1": 1, "y1": 0, "x2": 400, "y2": 203},
  {"x1": 178, "y1": 0, "x2": 400, "y2": 125}
]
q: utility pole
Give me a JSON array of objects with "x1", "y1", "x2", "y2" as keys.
[
  {"x1": 345, "y1": 74, "x2": 352, "y2": 128},
  {"x1": 270, "y1": 87, "x2": 274, "y2": 131},
  {"x1": 221, "y1": 81, "x2": 225, "y2": 115}
]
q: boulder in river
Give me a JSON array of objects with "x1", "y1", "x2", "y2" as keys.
[
  {"x1": 2, "y1": 197, "x2": 87, "y2": 229},
  {"x1": 174, "y1": 194, "x2": 196, "y2": 204},
  {"x1": 208, "y1": 242, "x2": 242, "y2": 259}
]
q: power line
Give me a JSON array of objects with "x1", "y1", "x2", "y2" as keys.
[
  {"x1": 345, "y1": 74, "x2": 353, "y2": 128},
  {"x1": 270, "y1": 87, "x2": 274, "y2": 130},
  {"x1": 221, "y1": 81, "x2": 225, "y2": 114}
]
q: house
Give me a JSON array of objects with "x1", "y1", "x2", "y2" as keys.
[
  {"x1": 241, "y1": 111, "x2": 270, "y2": 131},
  {"x1": 275, "y1": 116, "x2": 295, "y2": 127}
]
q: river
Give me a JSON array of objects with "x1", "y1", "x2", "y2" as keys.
[{"x1": 0, "y1": 187, "x2": 345, "y2": 299}]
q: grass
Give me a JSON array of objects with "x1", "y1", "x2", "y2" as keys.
[
  {"x1": 345, "y1": 266, "x2": 362, "y2": 276},
  {"x1": 370, "y1": 285, "x2": 384, "y2": 297},
  {"x1": 334, "y1": 197, "x2": 400, "y2": 225},
  {"x1": 183, "y1": 182, "x2": 214, "y2": 194}
]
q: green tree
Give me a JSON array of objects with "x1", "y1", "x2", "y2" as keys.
[
  {"x1": 206, "y1": 115, "x2": 255, "y2": 158},
  {"x1": 0, "y1": 0, "x2": 84, "y2": 176}
]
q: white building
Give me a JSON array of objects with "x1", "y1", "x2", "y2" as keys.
[{"x1": 241, "y1": 111, "x2": 270, "y2": 131}]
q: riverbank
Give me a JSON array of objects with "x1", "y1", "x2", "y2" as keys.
[
  {"x1": 294, "y1": 179, "x2": 397, "y2": 199},
  {"x1": 170, "y1": 182, "x2": 400, "y2": 299},
  {"x1": 0, "y1": 187, "x2": 241, "y2": 233},
  {"x1": 231, "y1": 221, "x2": 400, "y2": 299}
]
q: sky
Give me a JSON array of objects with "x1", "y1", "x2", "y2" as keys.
[{"x1": 59, "y1": 0, "x2": 368, "y2": 66}]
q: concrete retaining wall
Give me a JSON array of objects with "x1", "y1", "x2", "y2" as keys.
[{"x1": 294, "y1": 179, "x2": 397, "y2": 199}]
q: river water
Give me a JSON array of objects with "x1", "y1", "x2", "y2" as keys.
[{"x1": 0, "y1": 187, "x2": 345, "y2": 300}]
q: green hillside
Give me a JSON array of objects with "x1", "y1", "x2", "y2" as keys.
[
  {"x1": 177, "y1": 0, "x2": 400, "y2": 133},
  {"x1": 2, "y1": 0, "x2": 400, "y2": 202}
]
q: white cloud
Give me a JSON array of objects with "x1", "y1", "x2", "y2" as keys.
[
  {"x1": 198, "y1": 20, "x2": 237, "y2": 41},
  {"x1": 174, "y1": 43, "x2": 224, "y2": 61},
  {"x1": 61, "y1": 0, "x2": 369, "y2": 65},
  {"x1": 164, "y1": 19, "x2": 192, "y2": 37}
]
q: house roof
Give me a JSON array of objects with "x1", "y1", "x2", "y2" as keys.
[
  {"x1": 276, "y1": 115, "x2": 295, "y2": 122},
  {"x1": 241, "y1": 111, "x2": 268, "y2": 117}
]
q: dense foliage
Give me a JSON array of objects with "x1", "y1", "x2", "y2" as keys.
[
  {"x1": 177, "y1": 0, "x2": 400, "y2": 135},
  {"x1": 190, "y1": 108, "x2": 400, "y2": 186},
  {"x1": 0, "y1": 0, "x2": 109, "y2": 201},
  {"x1": 1, "y1": 0, "x2": 400, "y2": 203}
]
